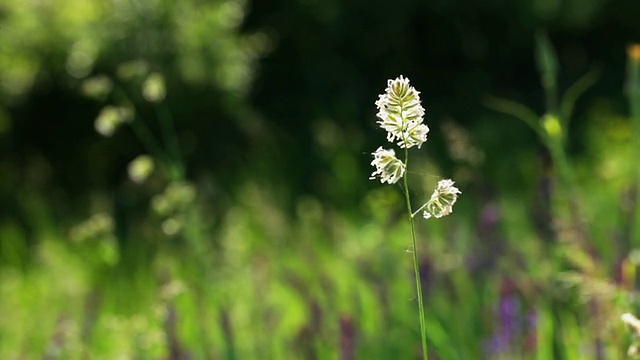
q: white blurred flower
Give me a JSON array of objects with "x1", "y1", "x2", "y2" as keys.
[
  {"x1": 128, "y1": 155, "x2": 155, "y2": 184},
  {"x1": 162, "y1": 218, "x2": 181, "y2": 236},
  {"x1": 422, "y1": 179, "x2": 461, "y2": 219},
  {"x1": 94, "y1": 105, "x2": 133, "y2": 137},
  {"x1": 622, "y1": 313, "x2": 640, "y2": 334},
  {"x1": 370, "y1": 147, "x2": 405, "y2": 184},
  {"x1": 375, "y1": 75, "x2": 429, "y2": 149},
  {"x1": 142, "y1": 72, "x2": 166, "y2": 102},
  {"x1": 117, "y1": 60, "x2": 150, "y2": 81},
  {"x1": 81, "y1": 75, "x2": 113, "y2": 99}
]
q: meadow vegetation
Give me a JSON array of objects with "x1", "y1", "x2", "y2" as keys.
[{"x1": 2, "y1": 0, "x2": 640, "y2": 359}]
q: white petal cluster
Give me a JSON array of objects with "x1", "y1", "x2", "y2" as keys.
[
  {"x1": 422, "y1": 179, "x2": 462, "y2": 219},
  {"x1": 370, "y1": 147, "x2": 406, "y2": 184},
  {"x1": 375, "y1": 76, "x2": 429, "y2": 149}
]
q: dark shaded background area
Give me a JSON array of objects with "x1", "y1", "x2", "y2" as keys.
[
  {"x1": 243, "y1": 0, "x2": 637, "y2": 195},
  {"x1": 2, "y1": 0, "x2": 638, "y2": 214}
]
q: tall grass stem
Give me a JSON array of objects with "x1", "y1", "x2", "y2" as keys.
[
  {"x1": 129, "y1": 119, "x2": 170, "y2": 172},
  {"x1": 403, "y1": 147, "x2": 428, "y2": 360},
  {"x1": 155, "y1": 102, "x2": 184, "y2": 181},
  {"x1": 627, "y1": 46, "x2": 640, "y2": 245}
]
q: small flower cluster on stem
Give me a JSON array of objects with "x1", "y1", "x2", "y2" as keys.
[
  {"x1": 370, "y1": 147, "x2": 405, "y2": 184},
  {"x1": 418, "y1": 179, "x2": 462, "y2": 219},
  {"x1": 370, "y1": 75, "x2": 461, "y2": 219}
]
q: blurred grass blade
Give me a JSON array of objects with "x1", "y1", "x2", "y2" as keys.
[
  {"x1": 536, "y1": 305, "x2": 555, "y2": 360},
  {"x1": 559, "y1": 69, "x2": 600, "y2": 124},
  {"x1": 626, "y1": 44, "x2": 640, "y2": 246},
  {"x1": 626, "y1": 44, "x2": 640, "y2": 110},
  {"x1": 424, "y1": 315, "x2": 459, "y2": 360},
  {"x1": 535, "y1": 30, "x2": 559, "y2": 114},
  {"x1": 484, "y1": 95, "x2": 543, "y2": 137},
  {"x1": 627, "y1": 43, "x2": 640, "y2": 171}
]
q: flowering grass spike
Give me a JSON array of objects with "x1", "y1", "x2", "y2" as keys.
[
  {"x1": 375, "y1": 76, "x2": 429, "y2": 149},
  {"x1": 370, "y1": 147, "x2": 406, "y2": 184},
  {"x1": 422, "y1": 179, "x2": 462, "y2": 219}
]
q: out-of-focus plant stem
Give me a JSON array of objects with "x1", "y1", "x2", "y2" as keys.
[
  {"x1": 627, "y1": 44, "x2": 640, "y2": 246},
  {"x1": 535, "y1": 31, "x2": 574, "y2": 216},
  {"x1": 154, "y1": 101, "x2": 184, "y2": 182}
]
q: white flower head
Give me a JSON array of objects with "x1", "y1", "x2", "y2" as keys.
[
  {"x1": 375, "y1": 75, "x2": 429, "y2": 149},
  {"x1": 128, "y1": 155, "x2": 155, "y2": 184},
  {"x1": 422, "y1": 179, "x2": 461, "y2": 219},
  {"x1": 142, "y1": 72, "x2": 166, "y2": 102},
  {"x1": 370, "y1": 147, "x2": 406, "y2": 184},
  {"x1": 94, "y1": 105, "x2": 133, "y2": 137},
  {"x1": 622, "y1": 313, "x2": 640, "y2": 334}
]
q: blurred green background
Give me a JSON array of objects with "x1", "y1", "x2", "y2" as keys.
[{"x1": 2, "y1": 0, "x2": 640, "y2": 358}]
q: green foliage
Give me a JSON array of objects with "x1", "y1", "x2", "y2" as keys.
[
  {"x1": 3, "y1": 0, "x2": 640, "y2": 359},
  {"x1": 0, "y1": 0, "x2": 268, "y2": 99}
]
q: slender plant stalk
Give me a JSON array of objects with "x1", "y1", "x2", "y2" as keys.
[
  {"x1": 155, "y1": 102, "x2": 185, "y2": 181},
  {"x1": 129, "y1": 117, "x2": 168, "y2": 166},
  {"x1": 403, "y1": 147, "x2": 428, "y2": 360},
  {"x1": 627, "y1": 46, "x2": 640, "y2": 245},
  {"x1": 110, "y1": 85, "x2": 174, "y2": 176}
]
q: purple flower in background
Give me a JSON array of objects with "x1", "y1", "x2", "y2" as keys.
[
  {"x1": 485, "y1": 279, "x2": 539, "y2": 357},
  {"x1": 486, "y1": 278, "x2": 521, "y2": 356}
]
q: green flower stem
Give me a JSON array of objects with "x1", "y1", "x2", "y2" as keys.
[
  {"x1": 111, "y1": 85, "x2": 173, "y2": 177},
  {"x1": 154, "y1": 102, "x2": 184, "y2": 181},
  {"x1": 128, "y1": 117, "x2": 171, "y2": 173},
  {"x1": 403, "y1": 147, "x2": 429, "y2": 360},
  {"x1": 412, "y1": 203, "x2": 428, "y2": 218},
  {"x1": 547, "y1": 136, "x2": 574, "y2": 206}
]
